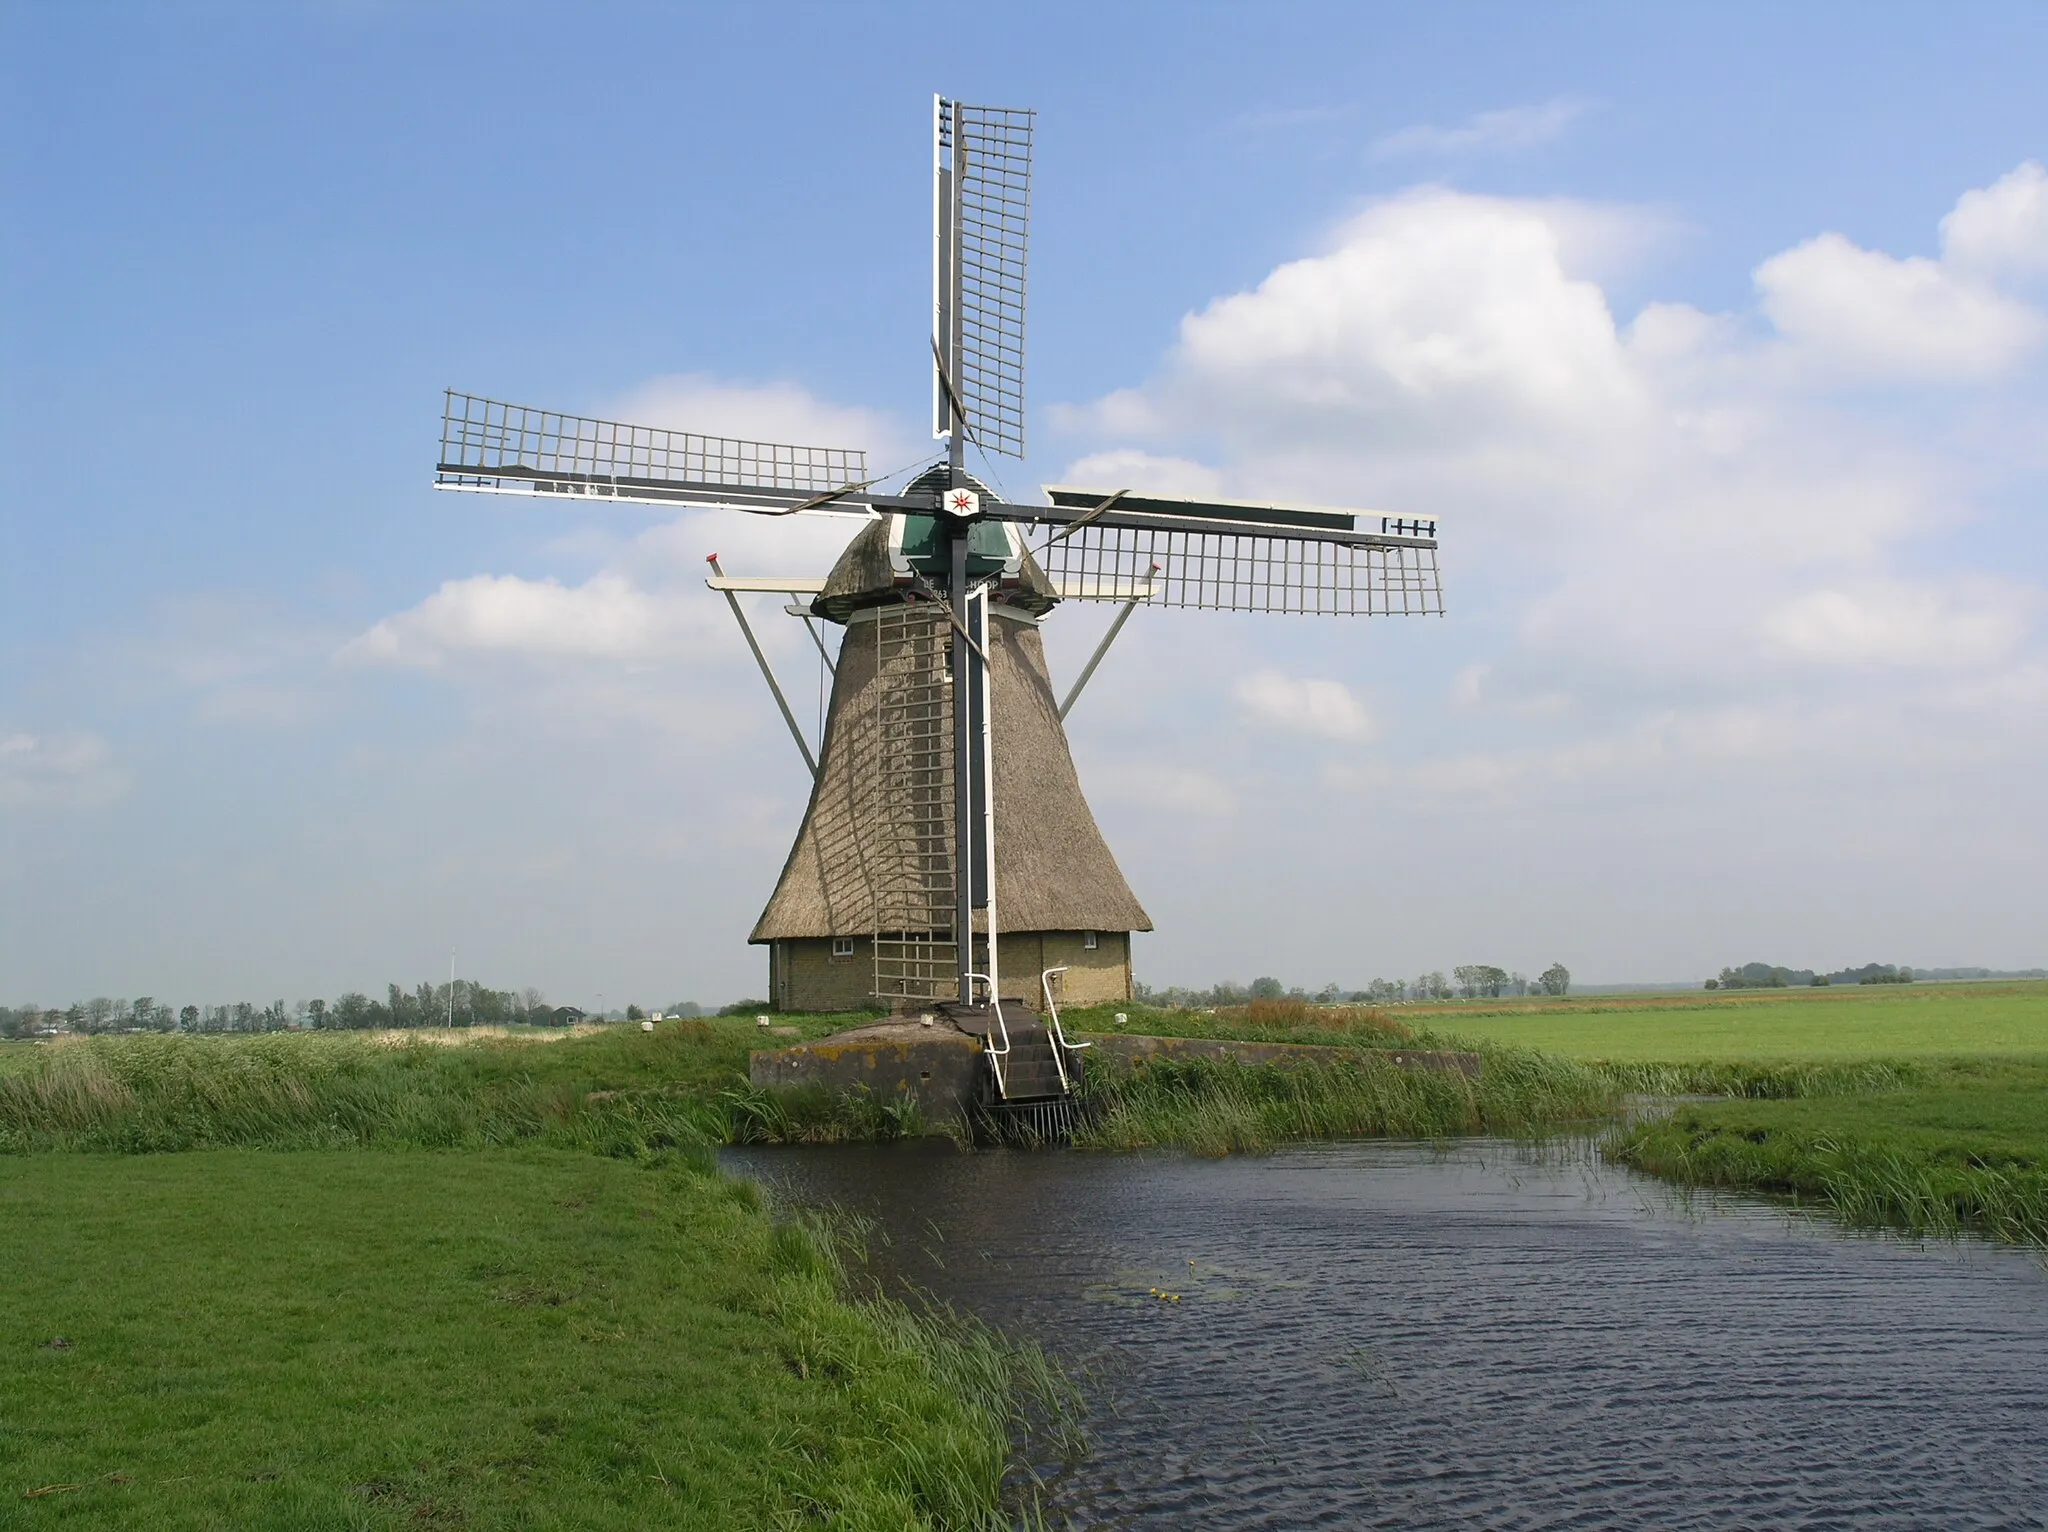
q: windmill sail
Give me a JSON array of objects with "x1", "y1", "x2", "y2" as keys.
[
  {"x1": 435, "y1": 391, "x2": 869, "y2": 513},
  {"x1": 1031, "y1": 486, "x2": 1444, "y2": 615},
  {"x1": 866, "y1": 603, "x2": 961, "y2": 1001},
  {"x1": 933, "y1": 98, "x2": 1033, "y2": 458}
]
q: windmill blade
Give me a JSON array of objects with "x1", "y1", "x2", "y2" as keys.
[
  {"x1": 933, "y1": 98, "x2": 1033, "y2": 458},
  {"x1": 1030, "y1": 485, "x2": 1444, "y2": 616},
  {"x1": 434, "y1": 391, "x2": 872, "y2": 515}
]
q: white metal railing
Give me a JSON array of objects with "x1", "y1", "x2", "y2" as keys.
[
  {"x1": 1040, "y1": 967, "x2": 1092, "y2": 1094},
  {"x1": 967, "y1": 972, "x2": 1013, "y2": 1098}
]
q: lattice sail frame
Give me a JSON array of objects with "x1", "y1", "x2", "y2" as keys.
[
  {"x1": 1035, "y1": 522, "x2": 1443, "y2": 615},
  {"x1": 436, "y1": 391, "x2": 868, "y2": 507},
  {"x1": 934, "y1": 98, "x2": 1033, "y2": 458},
  {"x1": 865, "y1": 604, "x2": 960, "y2": 1001}
]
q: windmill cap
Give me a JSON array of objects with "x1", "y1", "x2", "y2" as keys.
[{"x1": 809, "y1": 505, "x2": 1059, "y2": 625}]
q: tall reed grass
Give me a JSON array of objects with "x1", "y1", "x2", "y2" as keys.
[
  {"x1": 1609, "y1": 1114, "x2": 2048, "y2": 1246},
  {"x1": 0, "y1": 1032, "x2": 929, "y2": 1156},
  {"x1": 1074, "y1": 1047, "x2": 1621, "y2": 1154},
  {"x1": 744, "y1": 1198, "x2": 1085, "y2": 1528},
  {"x1": 1592, "y1": 1058, "x2": 1923, "y2": 1099}
]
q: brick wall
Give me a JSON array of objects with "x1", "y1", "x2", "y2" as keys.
[{"x1": 766, "y1": 931, "x2": 1133, "y2": 1012}]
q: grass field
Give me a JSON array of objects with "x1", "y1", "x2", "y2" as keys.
[
  {"x1": 0, "y1": 1148, "x2": 1072, "y2": 1529},
  {"x1": 1408, "y1": 980, "x2": 2048, "y2": 1062}
]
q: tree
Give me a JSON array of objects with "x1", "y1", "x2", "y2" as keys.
[
  {"x1": 1249, "y1": 976, "x2": 1285, "y2": 999},
  {"x1": 1417, "y1": 971, "x2": 1451, "y2": 1001},
  {"x1": 626, "y1": 1004, "x2": 646, "y2": 1021},
  {"x1": 306, "y1": 998, "x2": 328, "y2": 1028},
  {"x1": 1539, "y1": 963, "x2": 1571, "y2": 997},
  {"x1": 1453, "y1": 965, "x2": 1509, "y2": 999},
  {"x1": 334, "y1": 992, "x2": 379, "y2": 1029}
]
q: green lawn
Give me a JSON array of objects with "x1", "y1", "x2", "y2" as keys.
[
  {"x1": 1418, "y1": 981, "x2": 2048, "y2": 1061},
  {"x1": 0, "y1": 1148, "x2": 1039, "y2": 1529}
]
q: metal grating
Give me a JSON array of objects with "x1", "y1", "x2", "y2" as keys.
[
  {"x1": 1035, "y1": 524, "x2": 1444, "y2": 615},
  {"x1": 437, "y1": 391, "x2": 867, "y2": 497},
  {"x1": 937, "y1": 101, "x2": 1033, "y2": 458},
  {"x1": 868, "y1": 604, "x2": 959, "y2": 1001}
]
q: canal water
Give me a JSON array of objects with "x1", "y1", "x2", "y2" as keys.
[{"x1": 726, "y1": 1138, "x2": 2048, "y2": 1530}]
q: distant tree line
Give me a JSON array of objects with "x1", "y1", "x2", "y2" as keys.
[
  {"x1": 1135, "y1": 963, "x2": 1570, "y2": 1009},
  {"x1": 1, "y1": 984, "x2": 718, "y2": 1039},
  {"x1": 1706, "y1": 961, "x2": 1916, "y2": 990}
]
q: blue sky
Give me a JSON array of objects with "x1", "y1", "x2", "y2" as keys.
[{"x1": 4, "y1": 2, "x2": 2045, "y2": 1008}]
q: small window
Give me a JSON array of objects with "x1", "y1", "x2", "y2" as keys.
[
  {"x1": 1083, "y1": 930, "x2": 1099, "y2": 951},
  {"x1": 831, "y1": 937, "x2": 856, "y2": 960}
]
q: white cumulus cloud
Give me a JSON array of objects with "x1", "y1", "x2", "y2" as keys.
[
  {"x1": 1939, "y1": 161, "x2": 2048, "y2": 277},
  {"x1": 1233, "y1": 671, "x2": 1373, "y2": 740},
  {"x1": 341, "y1": 573, "x2": 683, "y2": 669},
  {"x1": 606, "y1": 374, "x2": 921, "y2": 480},
  {"x1": 1049, "y1": 162, "x2": 2048, "y2": 864},
  {"x1": 1755, "y1": 231, "x2": 2046, "y2": 380},
  {"x1": 1760, "y1": 583, "x2": 2032, "y2": 669}
]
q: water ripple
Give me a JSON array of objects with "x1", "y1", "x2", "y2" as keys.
[{"x1": 727, "y1": 1138, "x2": 2048, "y2": 1530}]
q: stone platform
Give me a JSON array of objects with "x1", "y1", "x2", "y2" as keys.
[{"x1": 747, "y1": 1017, "x2": 987, "y2": 1121}]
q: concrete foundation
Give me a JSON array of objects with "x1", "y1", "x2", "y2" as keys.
[{"x1": 748, "y1": 1019, "x2": 987, "y2": 1122}]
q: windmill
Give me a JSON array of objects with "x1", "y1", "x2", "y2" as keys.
[{"x1": 432, "y1": 96, "x2": 1442, "y2": 1128}]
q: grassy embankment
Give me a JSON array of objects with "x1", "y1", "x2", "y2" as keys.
[
  {"x1": 1417, "y1": 981, "x2": 2048, "y2": 1245},
  {"x1": 0, "y1": 1015, "x2": 909, "y2": 1156},
  {"x1": 1, "y1": 1021, "x2": 1079, "y2": 1528},
  {"x1": 1054, "y1": 1001, "x2": 1622, "y2": 1155}
]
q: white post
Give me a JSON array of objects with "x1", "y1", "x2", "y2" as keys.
[{"x1": 976, "y1": 588, "x2": 999, "y2": 1008}]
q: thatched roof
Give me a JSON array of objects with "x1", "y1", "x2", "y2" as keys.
[{"x1": 752, "y1": 602, "x2": 1151, "y2": 941}]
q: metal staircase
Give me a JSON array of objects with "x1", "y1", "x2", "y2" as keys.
[{"x1": 941, "y1": 968, "x2": 1091, "y2": 1143}]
